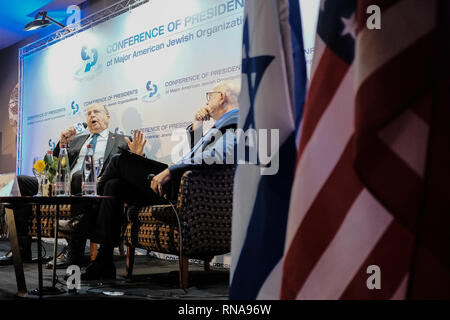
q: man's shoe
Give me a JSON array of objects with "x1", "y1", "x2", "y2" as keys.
[
  {"x1": 59, "y1": 214, "x2": 85, "y2": 233},
  {"x1": 0, "y1": 251, "x2": 13, "y2": 266},
  {"x1": 81, "y1": 261, "x2": 116, "y2": 281},
  {"x1": 46, "y1": 246, "x2": 73, "y2": 269},
  {"x1": 0, "y1": 250, "x2": 32, "y2": 266}
]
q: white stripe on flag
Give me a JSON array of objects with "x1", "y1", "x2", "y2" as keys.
[
  {"x1": 391, "y1": 274, "x2": 409, "y2": 300},
  {"x1": 356, "y1": 0, "x2": 436, "y2": 87},
  {"x1": 378, "y1": 109, "x2": 429, "y2": 177},
  {"x1": 284, "y1": 65, "x2": 356, "y2": 251},
  {"x1": 296, "y1": 189, "x2": 393, "y2": 299}
]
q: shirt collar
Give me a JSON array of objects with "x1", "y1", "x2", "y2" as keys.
[
  {"x1": 214, "y1": 108, "x2": 239, "y2": 129},
  {"x1": 90, "y1": 128, "x2": 109, "y2": 139}
]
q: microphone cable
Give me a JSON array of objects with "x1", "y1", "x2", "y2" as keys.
[
  {"x1": 163, "y1": 195, "x2": 187, "y2": 293},
  {"x1": 147, "y1": 173, "x2": 187, "y2": 293}
]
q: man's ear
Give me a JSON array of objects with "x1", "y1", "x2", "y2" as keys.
[{"x1": 220, "y1": 92, "x2": 226, "y2": 106}]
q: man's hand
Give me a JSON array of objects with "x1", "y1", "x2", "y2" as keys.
[
  {"x1": 150, "y1": 168, "x2": 171, "y2": 197},
  {"x1": 192, "y1": 107, "x2": 211, "y2": 130},
  {"x1": 125, "y1": 130, "x2": 146, "y2": 155},
  {"x1": 60, "y1": 126, "x2": 77, "y2": 145}
]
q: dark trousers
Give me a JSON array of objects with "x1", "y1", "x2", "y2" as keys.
[{"x1": 91, "y1": 152, "x2": 174, "y2": 247}]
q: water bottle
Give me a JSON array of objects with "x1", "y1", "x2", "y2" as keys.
[
  {"x1": 82, "y1": 144, "x2": 97, "y2": 196},
  {"x1": 55, "y1": 144, "x2": 71, "y2": 196}
]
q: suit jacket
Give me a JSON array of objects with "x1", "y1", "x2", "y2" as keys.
[
  {"x1": 168, "y1": 109, "x2": 239, "y2": 175},
  {"x1": 53, "y1": 131, "x2": 129, "y2": 176}
]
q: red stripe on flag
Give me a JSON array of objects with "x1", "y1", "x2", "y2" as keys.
[
  {"x1": 409, "y1": 90, "x2": 433, "y2": 125},
  {"x1": 339, "y1": 221, "x2": 414, "y2": 299},
  {"x1": 356, "y1": 0, "x2": 399, "y2": 31},
  {"x1": 353, "y1": 137, "x2": 424, "y2": 233},
  {"x1": 298, "y1": 48, "x2": 349, "y2": 160},
  {"x1": 355, "y1": 34, "x2": 434, "y2": 135},
  {"x1": 281, "y1": 138, "x2": 363, "y2": 299}
]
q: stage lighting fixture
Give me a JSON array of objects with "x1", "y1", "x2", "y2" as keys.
[{"x1": 24, "y1": 11, "x2": 66, "y2": 31}]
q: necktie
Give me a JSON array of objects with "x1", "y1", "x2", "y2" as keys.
[
  {"x1": 82, "y1": 133, "x2": 99, "y2": 171},
  {"x1": 89, "y1": 133, "x2": 99, "y2": 153}
]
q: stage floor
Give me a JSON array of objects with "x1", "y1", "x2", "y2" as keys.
[{"x1": 0, "y1": 239, "x2": 229, "y2": 300}]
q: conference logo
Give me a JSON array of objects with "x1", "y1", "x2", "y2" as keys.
[
  {"x1": 48, "y1": 139, "x2": 56, "y2": 151},
  {"x1": 74, "y1": 45, "x2": 103, "y2": 81},
  {"x1": 66, "y1": 100, "x2": 81, "y2": 119},
  {"x1": 142, "y1": 80, "x2": 161, "y2": 103},
  {"x1": 114, "y1": 127, "x2": 125, "y2": 135},
  {"x1": 71, "y1": 101, "x2": 80, "y2": 115}
]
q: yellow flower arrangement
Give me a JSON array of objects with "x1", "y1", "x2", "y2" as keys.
[
  {"x1": 33, "y1": 160, "x2": 45, "y2": 173},
  {"x1": 43, "y1": 155, "x2": 58, "y2": 183}
]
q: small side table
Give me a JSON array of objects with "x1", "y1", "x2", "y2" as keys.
[{"x1": 0, "y1": 196, "x2": 112, "y2": 298}]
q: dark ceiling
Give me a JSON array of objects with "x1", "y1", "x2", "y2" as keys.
[{"x1": 0, "y1": 0, "x2": 85, "y2": 50}]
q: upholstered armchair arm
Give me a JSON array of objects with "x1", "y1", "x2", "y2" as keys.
[
  {"x1": 176, "y1": 166, "x2": 235, "y2": 255},
  {"x1": 177, "y1": 166, "x2": 235, "y2": 209},
  {"x1": 124, "y1": 166, "x2": 235, "y2": 256},
  {"x1": 127, "y1": 204, "x2": 178, "y2": 225}
]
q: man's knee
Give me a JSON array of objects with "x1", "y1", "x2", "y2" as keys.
[
  {"x1": 102, "y1": 178, "x2": 121, "y2": 196},
  {"x1": 71, "y1": 171, "x2": 83, "y2": 195},
  {"x1": 17, "y1": 175, "x2": 38, "y2": 196},
  {"x1": 108, "y1": 153, "x2": 123, "y2": 168}
]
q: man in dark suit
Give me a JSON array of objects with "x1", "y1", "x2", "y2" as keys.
[
  {"x1": 0, "y1": 103, "x2": 129, "y2": 268},
  {"x1": 82, "y1": 80, "x2": 240, "y2": 280}
]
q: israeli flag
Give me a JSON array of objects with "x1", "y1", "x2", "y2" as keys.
[{"x1": 230, "y1": 0, "x2": 307, "y2": 299}]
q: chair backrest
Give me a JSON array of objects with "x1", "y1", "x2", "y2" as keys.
[{"x1": 175, "y1": 166, "x2": 235, "y2": 256}]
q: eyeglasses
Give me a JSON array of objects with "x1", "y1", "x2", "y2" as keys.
[{"x1": 206, "y1": 91, "x2": 222, "y2": 101}]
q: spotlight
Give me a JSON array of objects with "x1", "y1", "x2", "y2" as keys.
[{"x1": 24, "y1": 11, "x2": 66, "y2": 31}]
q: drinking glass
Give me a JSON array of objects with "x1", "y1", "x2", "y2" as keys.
[{"x1": 32, "y1": 156, "x2": 44, "y2": 196}]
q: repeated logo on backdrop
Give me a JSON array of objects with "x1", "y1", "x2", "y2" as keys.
[
  {"x1": 114, "y1": 127, "x2": 126, "y2": 135},
  {"x1": 142, "y1": 80, "x2": 161, "y2": 103},
  {"x1": 66, "y1": 100, "x2": 82, "y2": 120},
  {"x1": 48, "y1": 139, "x2": 56, "y2": 151},
  {"x1": 74, "y1": 45, "x2": 102, "y2": 81},
  {"x1": 71, "y1": 101, "x2": 80, "y2": 115},
  {"x1": 81, "y1": 46, "x2": 98, "y2": 72}
]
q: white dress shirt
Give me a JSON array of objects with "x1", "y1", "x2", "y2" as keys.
[{"x1": 71, "y1": 128, "x2": 109, "y2": 176}]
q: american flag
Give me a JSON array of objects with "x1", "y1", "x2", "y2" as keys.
[{"x1": 280, "y1": 0, "x2": 449, "y2": 299}]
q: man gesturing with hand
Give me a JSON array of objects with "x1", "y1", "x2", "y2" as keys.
[
  {"x1": 0, "y1": 103, "x2": 129, "y2": 270},
  {"x1": 84, "y1": 80, "x2": 240, "y2": 280}
]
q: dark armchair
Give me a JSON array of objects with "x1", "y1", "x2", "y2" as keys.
[{"x1": 123, "y1": 166, "x2": 235, "y2": 288}]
